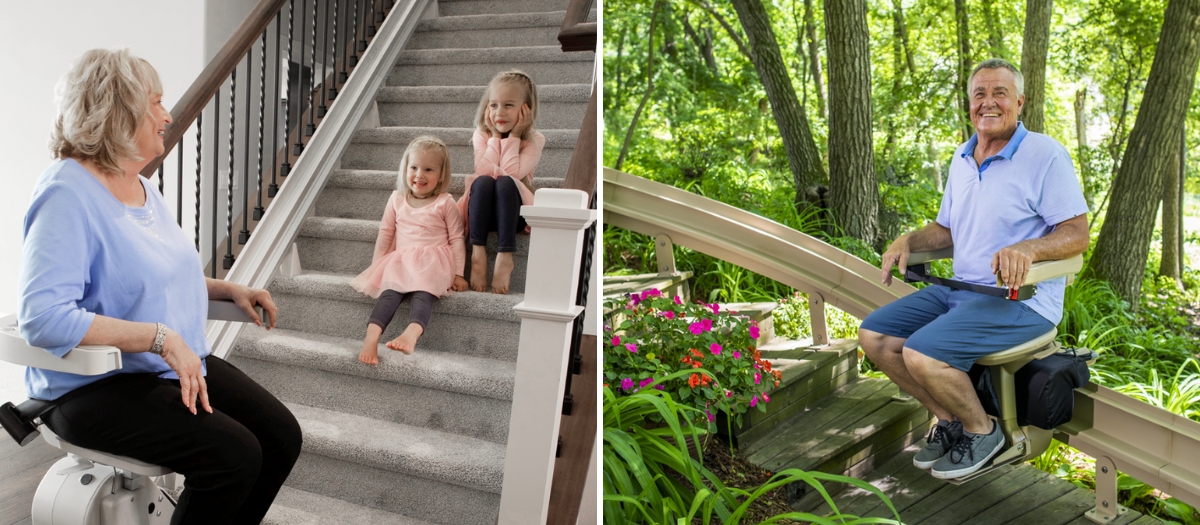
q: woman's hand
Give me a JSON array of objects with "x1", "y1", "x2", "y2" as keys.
[
  {"x1": 452, "y1": 275, "x2": 469, "y2": 292},
  {"x1": 227, "y1": 283, "x2": 278, "y2": 329},
  {"x1": 511, "y1": 104, "x2": 531, "y2": 138},
  {"x1": 160, "y1": 329, "x2": 211, "y2": 415}
]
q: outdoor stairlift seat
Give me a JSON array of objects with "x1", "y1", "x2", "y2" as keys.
[
  {"x1": 904, "y1": 247, "x2": 1085, "y2": 482},
  {"x1": 0, "y1": 300, "x2": 259, "y2": 525}
]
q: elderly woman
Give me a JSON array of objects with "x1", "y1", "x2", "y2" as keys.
[{"x1": 18, "y1": 49, "x2": 301, "y2": 524}]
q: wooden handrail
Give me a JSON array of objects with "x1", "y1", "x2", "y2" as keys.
[
  {"x1": 558, "y1": 0, "x2": 596, "y2": 52},
  {"x1": 139, "y1": 0, "x2": 288, "y2": 178}
]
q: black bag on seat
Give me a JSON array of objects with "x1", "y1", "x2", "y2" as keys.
[{"x1": 967, "y1": 350, "x2": 1091, "y2": 430}]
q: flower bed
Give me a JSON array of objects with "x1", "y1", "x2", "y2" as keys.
[{"x1": 603, "y1": 288, "x2": 783, "y2": 430}]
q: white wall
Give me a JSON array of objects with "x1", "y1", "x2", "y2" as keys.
[{"x1": 0, "y1": 1, "x2": 207, "y2": 318}]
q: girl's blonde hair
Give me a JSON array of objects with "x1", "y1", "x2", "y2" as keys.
[
  {"x1": 50, "y1": 48, "x2": 163, "y2": 176},
  {"x1": 475, "y1": 70, "x2": 539, "y2": 142},
  {"x1": 397, "y1": 136, "x2": 452, "y2": 196}
]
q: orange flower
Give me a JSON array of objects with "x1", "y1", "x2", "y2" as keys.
[
  {"x1": 692, "y1": 361, "x2": 702, "y2": 369},
  {"x1": 772, "y1": 370, "x2": 782, "y2": 380},
  {"x1": 763, "y1": 361, "x2": 773, "y2": 372},
  {"x1": 774, "y1": 380, "x2": 781, "y2": 388},
  {"x1": 682, "y1": 356, "x2": 692, "y2": 364},
  {"x1": 688, "y1": 373, "x2": 701, "y2": 388},
  {"x1": 700, "y1": 374, "x2": 712, "y2": 386},
  {"x1": 690, "y1": 348, "x2": 704, "y2": 358}
]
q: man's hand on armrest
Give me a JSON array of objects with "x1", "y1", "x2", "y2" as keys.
[
  {"x1": 881, "y1": 222, "x2": 953, "y2": 286},
  {"x1": 992, "y1": 214, "x2": 1089, "y2": 290}
]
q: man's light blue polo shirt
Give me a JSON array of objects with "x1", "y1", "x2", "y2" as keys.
[{"x1": 936, "y1": 122, "x2": 1089, "y2": 325}]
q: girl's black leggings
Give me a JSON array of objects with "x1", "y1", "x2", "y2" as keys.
[{"x1": 468, "y1": 175, "x2": 527, "y2": 252}]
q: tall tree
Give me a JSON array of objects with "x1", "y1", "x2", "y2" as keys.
[
  {"x1": 955, "y1": 0, "x2": 974, "y2": 141},
  {"x1": 616, "y1": 0, "x2": 663, "y2": 170},
  {"x1": 730, "y1": 0, "x2": 827, "y2": 202},
  {"x1": 982, "y1": 0, "x2": 1008, "y2": 59},
  {"x1": 1160, "y1": 125, "x2": 1186, "y2": 286},
  {"x1": 825, "y1": 0, "x2": 879, "y2": 244},
  {"x1": 1073, "y1": 88, "x2": 1094, "y2": 210},
  {"x1": 1090, "y1": 0, "x2": 1200, "y2": 305},
  {"x1": 1020, "y1": 0, "x2": 1054, "y2": 132},
  {"x1": 803, "y1": 0, "x2": 828, "y2": 119}
]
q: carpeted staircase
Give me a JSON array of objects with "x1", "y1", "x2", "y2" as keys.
[{"x1": 230, "y1": 1, "x2": 596, "y2": 522}]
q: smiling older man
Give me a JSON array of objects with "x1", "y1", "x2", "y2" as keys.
[{"x1": 858, "y1": 58, "x2": 1090, "y2": 479}]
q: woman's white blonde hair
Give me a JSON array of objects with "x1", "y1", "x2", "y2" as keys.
[
  {"x1": 397, "y1": 136, "x2": 452, "y2": 196},
  {"x1": 50, "y1": 48, "x2": 163, "y2": 176},
  {"x1": 475, "y1": 70, "x2": 539, "y2": 141}
]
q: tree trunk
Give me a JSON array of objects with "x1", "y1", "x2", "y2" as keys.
[
  {"x1": 825, "y1": 0, "x2": 879, "y2": 244},
  {"x1": 616, "y1": 0, "x2": 663, "y2": 170},
  {"x1": 1160, "y1": 125, "x2": 1185, "y2": 286},
  {"x1": 803, "y1": 0, "x2": 828, "y2": 119},
  {"x1": 682, "y1": 13, "x2": 720, "y2": 75},
  {"x1": 982, "y1": 0, "x2": 1008, "y2": 59},
  {"x1": 731, "y1": 0, "x2": 827, "y2": 201},
  {"x1": 1020, "y1": 0, "x2": 1053, "y2": 133},
  {"x1": 1090, "y1": 0, "x2": 1200, "y2": 305},
  {"x1": 955, "y1": 0, "x2": 974, "y2": 141},
  {"x1": 1074, "y1": 88, "x2": 1093, "y2": 210}
]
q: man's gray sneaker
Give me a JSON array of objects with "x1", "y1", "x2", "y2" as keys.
[
  {"x1": 913, "y1": 420, "x2": 963, "y2": 469},
  {"x1": 930, "y1": 420, "x2": 1005, "y2": 479}
]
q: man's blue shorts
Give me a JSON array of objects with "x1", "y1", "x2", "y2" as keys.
[{"x1": 859, "y1": 285, "x2": 1055, "y2": 372}]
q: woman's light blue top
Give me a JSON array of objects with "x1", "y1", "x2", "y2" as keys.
[{"x1": 19, "y1": 159, "x2": 209, "y2": 401}]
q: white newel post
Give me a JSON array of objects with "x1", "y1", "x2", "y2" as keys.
[{"x1": 498, "y1": 189, "x2": 595, "y2": 524}]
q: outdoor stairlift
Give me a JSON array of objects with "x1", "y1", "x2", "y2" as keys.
[
  {"x1": 0, "y1": 300, "x2": 260, "y2": 525},
  {"x1": 903, "y1": 248, "x2": 1090, "y2": 484}
]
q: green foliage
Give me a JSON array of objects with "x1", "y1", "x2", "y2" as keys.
[
  {"x1": 771, "y1": 292, "x2": 863, "y2": 342},
  {"x1": 602, "y1": 373, "x2": 905, "y2": 524},
  {"x1": 603, "y1": 289, "x2": 779, "y2": 431}
]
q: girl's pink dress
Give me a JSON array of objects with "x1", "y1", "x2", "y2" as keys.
[
  {"x1": 351, "y1": 191, "x2": 466, "y2": 298},
  {"x1": 456, "y1": 129, "x2": 546, "y2": 238}
]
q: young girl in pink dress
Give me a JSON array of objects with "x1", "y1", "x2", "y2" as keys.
[
  {"x1": 457, "y1": 70, "x2": 545, "y2": 294},
  {"x1": 352, "y1": 136, "x2": 468, "y2": 365}
]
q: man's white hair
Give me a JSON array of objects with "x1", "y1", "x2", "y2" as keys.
[{"x1": 970, "y1": 58, "x2": 1024, "y2": 96}]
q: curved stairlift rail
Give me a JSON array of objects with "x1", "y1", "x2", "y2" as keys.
[{"x1": 603, "y1": 167, "x2": 1200, "y2": 514}]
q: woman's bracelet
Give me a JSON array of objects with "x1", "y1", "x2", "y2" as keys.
[{"x1": 149, "y1": 323, "x2": 168, "y2": 358}]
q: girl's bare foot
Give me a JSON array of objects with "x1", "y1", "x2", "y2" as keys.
[
  {"x1": 359, "y1": 324, "x2": 384, "y2": 365},
  {"x1": 492, "y1": 252, "x2": 514, "y2": 295},
  {"x1": 386, "y1": 323, "x2": 424, "y2": 355},
  {"x1": 470, "y1": 245, "x2": 489, "y2": 292}
]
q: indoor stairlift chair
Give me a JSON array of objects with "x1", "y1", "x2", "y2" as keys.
[
  {"x1": 904, "y1": 247, "x2": 1088, "y2": 483},
  {"x1": 0, "y1": 300, "x2": 260, "y2": 525}
]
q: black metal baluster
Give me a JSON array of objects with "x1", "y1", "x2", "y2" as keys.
[
  {"x1": 332, "y1": 0, "x2": 341, "y2": 93},
  {"x1": 318, "y1": 0, "x2": 330, "y2": 117},
  {"x1": 240, "y1": 54, "x2": 252, "y2": 245},
  {"x1": 158, "y1": 164, "x2": 164, "y2": 194},
  {"x1": 224, "y1": 69, "x2": 236, "y2": 270},
  {"x1": 359, "y1": 0, "x2": 369, "y2": 47},
  {"x1": 368, "y1": 0, "x2": 378, "y2": 37},
  {"x1": 563, "y1": 191, "x2": 597, "y2": 416},
  {"x1": 281, "y1": 0, "x2": 294, "y2": 177},
  {"x1": 212, "y1": 95, "x2": 219, "y2": 276},
  {"x1": 349, "y1": 0, "x2": 359, "y2": 68},
  {"x1": 270, "y1": 9, "x2": 283, "y2": 197},
  {"x1": 254, "y1": 29, "x2": 267, "y2": 221},
  {"x1": 294, "y1": 0, "x2": 307, "y2": 155},
  {"x1": 307, "y1": 0, "x2": 317, "y2": 136},
  {"x1": 376, "y1": 0, "x2": 385, "y2": 24},
  {"x1": 195, "y1": 112, "x2": 203, "y2": 251},
  {"x1": 177, "y1": 138, "x2": 183, "y2": 227}
]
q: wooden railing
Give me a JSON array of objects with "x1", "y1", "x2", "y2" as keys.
[{"x1": 558, "y1": 0, "x2": 596, "y2": 53}]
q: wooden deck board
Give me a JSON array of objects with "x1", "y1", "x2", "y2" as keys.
[
  {"x1": 750, "y1": 379, "x2": 894, "y2": 467},
  {"x1": 899, "y1": 463, "x2": 1027, "y2": 523},
  {"x1": 967, "y1": 472, "x2": 1078, "y2": 525},
  {"x1": 1011, "y1": 488, "x2": 1098, "y2": 525},
  {"x1": 920, "y1": 463, "x2": 1046, "y2": 523}
]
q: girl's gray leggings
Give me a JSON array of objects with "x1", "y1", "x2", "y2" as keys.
[{"x1": 368, "y1": 289, "x2": 435, "y2": 331}]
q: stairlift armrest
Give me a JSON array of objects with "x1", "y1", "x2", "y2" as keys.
[
  {"x1": 0, "y1": 300, "x2": 262, "y2": 376},
  {"x1": 1008, "y1": 254, "x2": 1084, "y2": 287},
  {"x1": 906, "y1": 246, "x2": 955, "y2": 266}
]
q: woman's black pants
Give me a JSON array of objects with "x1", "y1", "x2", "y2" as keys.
[{"x1": 43, "y1": 356, "x2": 303, "y2": 525}]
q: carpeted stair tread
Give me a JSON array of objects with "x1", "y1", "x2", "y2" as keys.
[
  {"x1": 417, "y1": 10, "x2": 566, "y2": 31},
  {"x1": 325, "y1": 169, "x2": 565, "y2": 191},
  {"x1": 439, "y1": 0, "x2": 571, "y2": 17},
  {"x1": 287, "y1": 402, "x2": 505, "y2": 494},
  {"x1": 352, "y1": 126, "x2": 578, "y2": 148},
  {"x1": 236, "y1": 328, "x2": 514, "y2": 401},
  {"x1": 395, "y1": 45, "x2": 594, "y2": 66},
  {"x1": 264, "y1": 486, "x2": 436, "y2": 525},
  {"x1": 375, "y1": 84, "x2": 590, "y2": 103},
  {"x1": 270, "y1": 272, "x2": 523, "y2": 323},
  {"x1": 298, "y1": 216, "x2": 530, "y2": 254}
]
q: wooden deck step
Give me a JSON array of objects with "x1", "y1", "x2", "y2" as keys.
[
  {"x1": 745, "y1": 377, "x2": 933, "y2": 488},
  {"x1": 730, "y1": 338, "x2": 860, "y2": 449},
  {"x1": 803, "y1": 445, "x2": 1156, "y2": 525}
]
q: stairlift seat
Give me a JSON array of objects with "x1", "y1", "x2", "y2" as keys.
[
  {"x1": 975, "y1": 328, "x2": 1059, "y2": 366},
  {"x1": 39, "y1": 425, "x2": 172, "y2": 477}
]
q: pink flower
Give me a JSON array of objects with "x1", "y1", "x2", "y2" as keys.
[
  {"x1": 611, "y1": 336, "x2": 620, "y2": 347},
  {"x1": 647, "y1": 288, "x2": 661, "y2": 298},
  {"x1": 754, "y1": 372, "x2": 761, "y2": 385},
  {"x1": 655, "y1": 384, "x2": 664, "y2": 390},
  {"x1": 711, "y1": 303, "x2": 720, "y2": 314},
  {"x1": 750, "y1": 394, "x2": 758, "y2": 407},
  {"x1": 725, "y1": 389, "x2": 733, "y2": 398},
  {"x1": 700, "y1": 319, "x2": 713, "y2": 331},
  {"x1": 689, "y1": 322, "x2": 703, "y2": 336},
  {"x1": 749, "y1": 325, "x2": 760, "y2": 339},
  {"x1": 639, "y1": 377, "x2": 654, "y2": 389},
  {"x1": 625, "y1": 343, "x2": 638, "y2": 353},
  {"x1": 733, "y1": 351, "x2": 742, "y2": 359},
  {"x1": 674, "y1": 296, "x2": 682, "y2": 305},
  {"x1": 707, "y1": 410, "x2": 715, "y2": 422},
  {"x1": 621, "y1": 378, "x2": 634, "y2": 391},
  {"x1": 662, "y1": 311, "x2": 675, "y2": 319},
  {"x1": 762, "y1": 393, "x2": 771, "y2": 403},
  {"x1": 710, "y1": 343, "x2": 722, "y2": 355}
]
